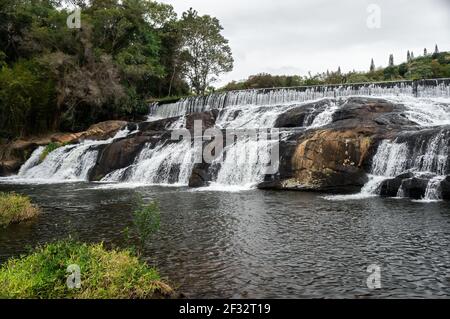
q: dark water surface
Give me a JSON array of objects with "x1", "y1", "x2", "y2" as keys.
[{"x1": 1, "y1": 182, "x2": 450, "y2": 298}]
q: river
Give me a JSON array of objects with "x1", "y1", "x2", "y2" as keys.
[{"x1": 1, "y1": 182, "x2": 450, "y2": 298}]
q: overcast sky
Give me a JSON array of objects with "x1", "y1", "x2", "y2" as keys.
[{"x1": 160, "y1": 0, "x2": 450, "y2": 86}]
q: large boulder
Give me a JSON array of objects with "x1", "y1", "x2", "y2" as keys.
[
  {"x1": 76, "y1": 120, "x2": 128, "y2": 141},
  {"x1": 274, "y1": 99, "x2": 333, "y2": 128},
  {"x1": 399, "y1": 177, "x2": 430, "y2": 199},
  {"x1": 260, "y1": 129, "x2": 373, "y2": 193},
  {"x1": 90, "y1": 136, "x2": 151, "y2": 181}
]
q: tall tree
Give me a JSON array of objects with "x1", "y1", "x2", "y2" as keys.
[
  {"x1": 370, "y1": 59, "x2": 375, "y2": 72},
  {"x1": 179, "y1": 8, "x2": 233, "y2": 95},
  {"x1": 424, "y1": 48, "x2": 428, "y2": 56},
  {"x1": 407, "y1": 51, "x2": 411, "y2": 62},
  {"x1": 388, "y1": 54, "x2": 394, "y2": 67},
  {"x1": 434, "y1": 44, "x2": 439, "y2": 54}
]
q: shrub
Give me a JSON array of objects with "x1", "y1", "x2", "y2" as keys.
[
  {"x1": 125, "y1": 200, "x2": 161, "y2": 252},
  {"x1": 0, "y1": 240, "x2": 173, "y2": 299},
  {"x1": 0, "y1": 192, "x2": 40, "y2": 227}
]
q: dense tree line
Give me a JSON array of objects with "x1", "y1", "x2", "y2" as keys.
[
  {"x1": 0, "y1": 0, "x2": 233, "y2": 138},
  {"x1": 222, "y1": 50, "x2": 450, "y2": 91}
]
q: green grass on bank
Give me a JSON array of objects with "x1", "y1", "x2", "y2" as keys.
[
  {"x1": 0, "y1": 192, "x2": 40, "y2": 227},
  {"x1": 0, "y1": 240, "x2": 173, "y2": 299}
]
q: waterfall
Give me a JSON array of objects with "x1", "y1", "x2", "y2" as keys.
[
  {"x1": 149, "y1": 80, "x2": 450, "y2": 120},
  {"x1": 371, "y1": 141, "x2": 410, "y2": 177},
  {"x1": 102, "y1": 139, "x2": 196, "y2": 186},
  {"x1": 13, "y1": 129, "x2": 130, "y2": 183},
  {"x1": 204, "y1": 134, "x2": 278, "y2": 191},
  {"x1": 6, "y1": 79, "x2": 450, "y2": 192},
  {"x1": 358, "y1": 130, "x2": 450, "y2": 199},
  {"x1": 423, "y1": 176, "x2": 446, "y2": 201}
]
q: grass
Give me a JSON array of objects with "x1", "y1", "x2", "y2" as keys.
[
  {"x1": 0, "y1": 192, "x2": 40, "y2": 227},
  {"x1": 0, "y1": 240, "x2": 174, "y2": 299}
]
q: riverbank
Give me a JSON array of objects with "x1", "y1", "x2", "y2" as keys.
[{"x1": 0, "y1": 239, "x2": 174, "y2": 299}]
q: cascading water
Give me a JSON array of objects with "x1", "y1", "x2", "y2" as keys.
[
  {"x1": 354, "y1": 129, "x2": 450, "y2": 200},
  {"x1": 102, "y1": 139, "x2": 196, "y2": 186},
  {"x1": 5, "y1": 79, "x2": 450, "y2": 192},
  {"x1": 148, "y1": 80, "x2": 450, "y2": 120},
  {"x1": 11, "y1": 129, "x2": 131, "y2": 183}
]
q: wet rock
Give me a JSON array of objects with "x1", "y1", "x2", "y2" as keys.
[
  {"x1": 189, "y1": 163, "x2": 212, "y2": 187},
  {"x1": 399, "y1": 177, "x2": 430, "y2": 199},
  {"x1": 186, "y1": 110, "x2": 219, "y2": 131},
  {"x1": 379, "y1": 178, "x2": 403, "y2": 197},
  {"x1": 274, "y1": 99, "x2": 332, "y2": 128},
  {"x1": 90, "y1": 136, "x2": 150, "y2": 181},
  {"x1": 260, "y1": 129, "x2": 372, "y2": 193},
  {"x1": 441, "y1": 176, "x2": 450, "y2": 200}
]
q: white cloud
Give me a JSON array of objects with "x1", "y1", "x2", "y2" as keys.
[{"x1": 160, "y1": 0, "x2": 450, "y2": 86}]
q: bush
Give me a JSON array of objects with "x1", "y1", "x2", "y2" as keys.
[
  {"x1": 124, "y1": 200, "x2": 161, "y2": 252},
  {"x1": 0, "y1": 240, "x2": 173, "y2": 299},
  {"x1": 0, "y1": 192, "x2": 40, "y2": 227}
]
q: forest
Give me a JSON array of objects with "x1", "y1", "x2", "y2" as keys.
[{"x1": 0, "y1": 0, "x2": 233, "y2": 138}]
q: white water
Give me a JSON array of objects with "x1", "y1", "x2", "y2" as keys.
[
  {"x1": 328, "y1": 129, "x2": 450, "y2": 201},
  {"x1": 4, "y1": 81, "x2": 450, "y2": 192},
  {"x1": 2, "y1": 129, "x2": 130, "y2": 183},
  {"x1": 102, "y1": 139, "x2": 196, "y2": 186},
  {"x1": 422, "y1": 176, "x2": 446, "y2": 202}
]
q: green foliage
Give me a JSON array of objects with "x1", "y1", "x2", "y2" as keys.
[
  {"x1": 179, "y1": 8, "x2": 234, "y2": 95},
  {"x1": 0, "y1": 192, "x2": 40, "y2": 227},
  {"x1": 39, "y1": 142, "x2": 62, "y2": 162},
  {"x1": 0, "y1": 0, "x2": 228, "y2": 138},
  {"x1": 130, "y1": 200, "x2": 161, "y2": 250},
  {"x1": 221, "y1": 51, "x2": 450, "y2": 91},
  {"x1": 0, "y1": 240, "x2": 173, "y2": 299}
]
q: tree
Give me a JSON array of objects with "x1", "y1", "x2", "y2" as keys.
[
  {"x1": 434, "y1": 44, "x2": 439, "y2": 54},
  {"x1": 370, "y1": 59, "x2": 375, "y2": 72},
  {"x1": 388, "y1": 54, "x2": 394, "y2": 67},
  {"x1": 179, "y1": 8, "x2": 233, "y2": 95},
  {"x1": 407, "y1": 51, "x2": 411, "y2": 62},
  {"x1": 424, "y1": 48, "x2": 428, "y2": 56}
]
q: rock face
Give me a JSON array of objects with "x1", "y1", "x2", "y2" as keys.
[
  {"x1": 442, "y1": 177, "x2": 450, "y2": 200},
  {"x1": 274, "y1": 99, "x2": 333, "y2": 128},
  {"x1": 260, "y1": 129, "x2": 372, "y2": 193},
  {"x1": 259, "y1": 97, "x2": 437, "y2": 193},
  {"x1": 0, "y1": 120, "x2": 128, "y2": 176},
  {"x1": 90, "y1": 136, "x2": 150, "y2": 181}
]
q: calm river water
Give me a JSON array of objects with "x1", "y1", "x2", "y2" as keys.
[{"x1": 1, "y1": 182, "x2": 450, "y2": 298}]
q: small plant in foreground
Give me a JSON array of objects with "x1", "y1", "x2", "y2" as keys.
[
  {"x1": 124, "y1": 198, "x2": 161, "y2": 253},
  {"x1": 0, "y1": 192, "x2": 40, "y2": 227}
]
